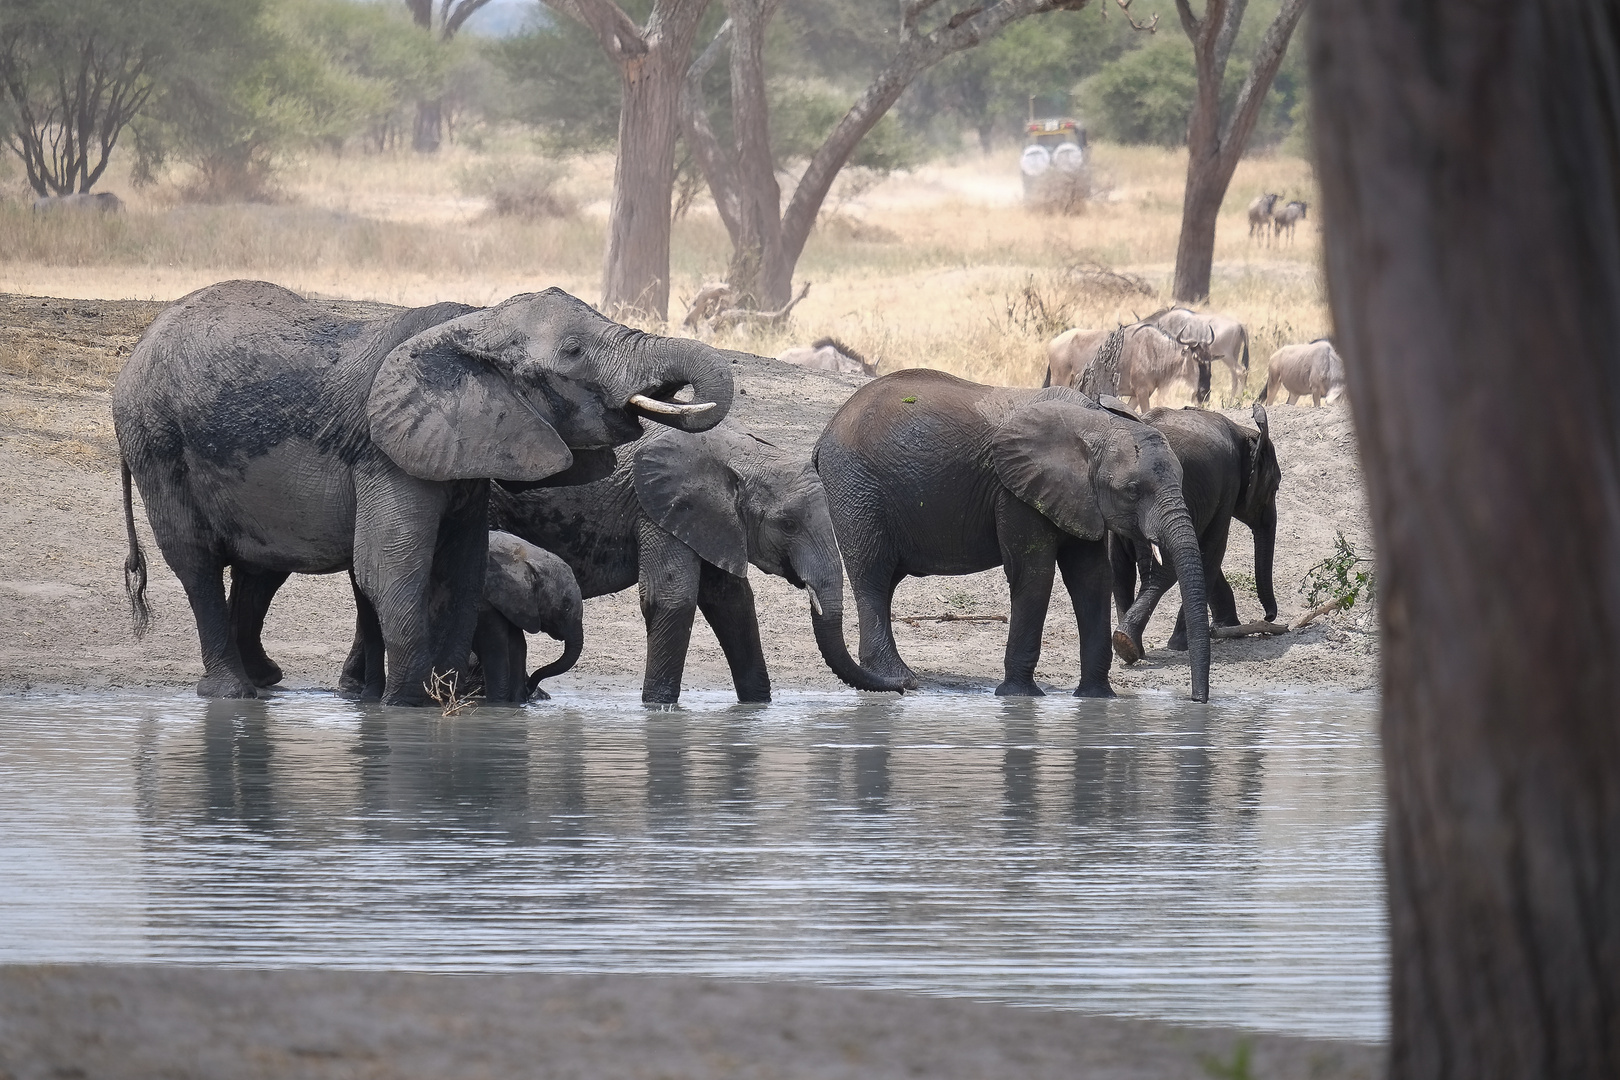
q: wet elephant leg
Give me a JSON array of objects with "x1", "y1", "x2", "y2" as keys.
[
  {"x1": 342, "y1": 571, "x2": 386, "y2": 701},
  {"x1": 352, "y1": 472, "x2": 450, "y2": 706},
  {"x1": 638, "y1": 521, "x2": 704, "y2": 705},
  {"x1": 506, "y1": 623, "x2": 535, "y2": 700},
  {"x1": 1170, "y1": 518, "x2": 1235, "y2": 652},
  {"x1": 697, "y1": 562, "x2": 770, "y2": 704},
  {"x1": 995, "y1": 494, "x2": 1060, "y2": 697},
  {"x1": 426, "y1": 483, "x2": 490, "y2": 682},
  {"x1": 165, "y1": 540, "x2": 254, "y2": 699},
  {"x1": 471, "y1": 607, "x2": 518, "y2": 703},
  {"x1": 1058, "y1": 539, "x2": 1116, "y2": 698},
  {"x1": 228, "y1": 566, "x2": 289, "y2": 687},
  {"x1": 1109, "y1": 534, "x2": 1140, "y2": 622},
  {"x1": 1115, "y1": 551, "x2": 1174, "y2": 664}
]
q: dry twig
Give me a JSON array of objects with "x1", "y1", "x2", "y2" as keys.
[
  {"x1": 1211, "y1": 620, "x2": 1291, "y2": 639},
  {"x1": 899, "y1": 612, "x2": 1009, "y2": 627},
  {"x1": 1288, "y1": 597, "x2": 1347, "y2": 630},
  {"x1": 423, "y1": 668, "x2": 479, "y2": 716}
]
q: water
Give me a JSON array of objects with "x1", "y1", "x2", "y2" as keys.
[{"x1": 0, "y1": 689, "x2": 1385, "y2": 1042}]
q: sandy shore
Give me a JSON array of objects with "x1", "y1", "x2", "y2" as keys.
[
  {"x1": 0, "y1": 292, "x2": 1376, "y2": 700},
  {"x1": 0, "y1": 966, "x2": 1384, "y2": 1080}
]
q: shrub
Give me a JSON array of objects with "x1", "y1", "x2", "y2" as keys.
[{"x1": 458, "y1": 160, "x2": 576, "y2": 220}]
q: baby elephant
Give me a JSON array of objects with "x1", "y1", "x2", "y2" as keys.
[{"x1": 341, "y1": 531, "x2": 583, "y2": 703}]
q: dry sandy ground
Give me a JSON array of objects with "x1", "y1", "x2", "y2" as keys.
[
  {"x1": 0, "y1": 293, "x2": 1376, "y2": 700},
  {"x1": 0, "y1": 966, "x2": 1383, "y2": 1080}
]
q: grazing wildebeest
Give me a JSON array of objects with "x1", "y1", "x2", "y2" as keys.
[
  {"x1": 1248, "y1": 193, "x2": 1280, "y2": 243},
  {"x1": 1148, "y1": 307, "x2": 1251, "y2": 403},
  {"x1": 33, "y1": 192, "x2": 123, "y2": 214},
  {"x1": 776, "y1": 337, "x2": 877, "y2": 377},
  {"x1": 1272, "y1": 199, "x2": 1308, "y2": 243},
  {"x1": 1116, "y1": 322, "x2": 1214, "y2": 412},
  {"x1": 1260, "y1": 339, "x2": 1345, "y2": 405},
  {"x1": 1042, "y1": 327, "x2": 1110, "y2": 388}
]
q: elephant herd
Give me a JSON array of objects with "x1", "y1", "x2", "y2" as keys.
[{"x1": 115, "y1": 280, "x2": 1292, "y2": 710}]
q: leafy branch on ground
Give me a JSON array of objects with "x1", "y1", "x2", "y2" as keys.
[{"x1": 1302, "y1": 532, "x2": 1376, "y2": 611}]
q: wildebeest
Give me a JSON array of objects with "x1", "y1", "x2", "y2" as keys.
[
  {"x1": 1261, "y1": 339, "x2": 1345, "y2": 405},
  {"x1": 1248, "y1": 193, "x2": 1280, "y2": 243},
  {"x1": 32, "y1": 192, "x2": 124, "y2": 214},
  {"x1": 1042, "y1": 327, "x2": 1110, "y2": 388},
  {"x1": 1148, "y1": 307, "x2": 1250, "y2": 403},
  {"x1": 1116, "y1": 322, "x2": 1214, "y2": 411},
  {"x1": 776, "y1": 337, "x2": 877, "y2": 377},
  {"x1": 1272, "y1": 199, "x2": 1308, "y2": 243}
]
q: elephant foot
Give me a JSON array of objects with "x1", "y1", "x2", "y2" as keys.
[
  {"x1": 1074, "y1": 681, "x2": 1117, "y2": 699},
  {"x1": 197, "y1": 669, "x2": 258, "y2": 699},
  {"x1": 244, "y1": 657, "x2": 283, "y2": 688},
  {"x1": 526, "y1": 685, "x2": 552, "y2": 702},
  {"x1": 995, "y1": 679, "x2": 1045, "y2": 697},
  {"x1": 1167, "y1": 627, "x2": 1188, "y2": 652},
  {"x1": 1112, "y1": 630, "x2": 1143, "y2": 665},
  {"x1": 642, "y1": 689, "x2": 682, "y2": 706}
]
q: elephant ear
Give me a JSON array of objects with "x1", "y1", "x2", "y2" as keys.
[
  {"x1": 991, "y1": 400, "x2": 1106, "y2": 540},
  {"x1": 479, "y1": 531, "x2": 550, "y2": 634},
  {"x1": 632, "y1": 429, "x2": 750, "y2": 577},
  {"x1": 367, "y1": 317, "x2": 572, "y2": 482}
]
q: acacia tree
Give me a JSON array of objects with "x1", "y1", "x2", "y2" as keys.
[
  {"x1": 0, "y1": 0, "x2": 251, "y2": 196},
  {"x1": 542, "y1": 0, "x2": 713, "y2": 320},
  {"x1": 1169, "y1": 0, "x2": 1306, "y2": 302},
  {"x1": 404, "y1": 0, "x2": 493, "y2": 151},
  {"x1": 682, "y1": 0, "x2": 1135, "y2": 310},
  {"x1": 1313, "y1": 0, "x2": 1620, "y2": 1074}
]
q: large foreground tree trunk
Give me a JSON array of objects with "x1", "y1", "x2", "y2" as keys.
[
  {"x1": 1313, "y1": 2, "x2": 1620, "y2": 1076},
  {"x1": 1170, "y1": 0, "x2": 1307, "y2": 303}
]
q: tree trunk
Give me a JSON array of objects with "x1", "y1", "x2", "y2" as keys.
[
  {"x1": 1312, "y1": 2, "x2": 1620, "y2": 1076},
  {"x1": 412, "y1": 99, "x2": 443, "y2": 153},
  {"x1": 1170, "y1": 0, "x2": 1308, "y2": 303},
  {"x1": 722, "y1": 0, "x2": 785, "y2": 307},
  {"x1": 602, "y1": 47, "x2": 689, "y2": 320}
]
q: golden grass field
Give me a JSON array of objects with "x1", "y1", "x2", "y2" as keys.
[{"x1": 0, "y1": 140, "x2": 1327, "y2": 399}]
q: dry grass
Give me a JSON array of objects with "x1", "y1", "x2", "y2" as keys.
[{"x1": 0, "y1": 141, "x2": 1329, "y2": 398}]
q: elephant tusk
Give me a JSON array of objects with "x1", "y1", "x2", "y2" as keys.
[
  {"x1": 806, "y1": 586, "x2": 824, "y2": 617},
  {"x1": 1151, "y1": 542, "x2": 1163, "y2": 565},
  {"x1": 629, "y1": 393, "x2": 717, "y2": 416}
]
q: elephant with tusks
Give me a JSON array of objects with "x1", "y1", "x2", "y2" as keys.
[{"x1": 115, "y1": 280, "x2": 736, "y2": 704}]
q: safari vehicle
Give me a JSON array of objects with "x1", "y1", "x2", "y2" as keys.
[{"x1": 1020, "y1": 108, "x2": 1088, "y2": 203}]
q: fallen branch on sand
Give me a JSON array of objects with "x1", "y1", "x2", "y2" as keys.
[
  {"x1": 900, "y1": 612, "x2": 1009, "y2": 627},
  {"x1": 1289, "y1": 597, "x2": 1347, "y2": 630},
  {"x1": 1211, "y1": 620, "x2": 1291, "y2": 639}
]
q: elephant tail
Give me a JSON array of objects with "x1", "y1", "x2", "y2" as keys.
[{"x1": 122, "y1": 460, "x2": 151, "y2": 639}]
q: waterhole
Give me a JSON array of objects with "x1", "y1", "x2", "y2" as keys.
[{"x1": 0, "y1": 689, "x2": 1384, "y2": 1041}]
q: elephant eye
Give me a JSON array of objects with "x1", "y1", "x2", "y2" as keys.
[{"x1": 558, "y1": 335, "x2": 583, "y2": 357}]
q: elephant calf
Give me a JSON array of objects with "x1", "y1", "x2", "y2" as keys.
[
  {"x1": 816, "y1": 369, "x2": 1211, "y2": 702},
  {"x1": 1111, "y1": 404, "x2": 1281, "y2": 662},
  {"x1": 491, "y1": 425, "x2": 904, "y2": 704}
]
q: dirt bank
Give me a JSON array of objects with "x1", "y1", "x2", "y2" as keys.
[
  {"x1": 0, "y1": 966, "x2": 1382, "y2": 1080},
  {"x1": 0, "y1": 292, "x2": 1376, "y2": 699}
]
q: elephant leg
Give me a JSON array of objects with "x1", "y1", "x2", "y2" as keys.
[
  {"x1": 343, "y1": 572, "x2": 386, "y2": 702},
  {"x1": 168, "y1": 544, "x2": 255, "y2": 699},
  {"x1": 508, "y1": 623, "x2": 541, "y2": 701},
  {"x1": 1170, "y1": 520, "x2": 1235, "y2": 651},
  {"x1": 1058, "y1": 539, "x2": 1116, "y2": 698},
  {"x1": 1109, "y1": 534, "x2": 1139, "y2": 623},
  {"x1": 353, "y1": 474, "x2": 450, "y2": 706},
  {"x1": 995, "y1": 496, "x2": 1060, "y2": 697},
  {"x1": 1115, "y1": 553, "x2": 1174, "y2": 665},
  {"x1": 697, "y1": 562, "x2": 770, "y2": 704},
  {"x1": 426, "y1": 483, "x2": 490, "y2": 681},
  {"x1": 228, "y1": 566, "x2": 289, "y2": 687},
  {"x1": 638, "y1": 521, "x2": 704, "y2": 705},
  {"x1": 849, "y1": 556, "x2": 917, "y2": 690},
  {"x1": 472, "y1": 607, "x2": 517, "y2": 703}
]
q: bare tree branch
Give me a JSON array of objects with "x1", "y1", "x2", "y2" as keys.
[{"x1": 541, "y1": 0, "x2": 650, "y2": 60}]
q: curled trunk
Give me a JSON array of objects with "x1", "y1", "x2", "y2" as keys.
[
  {"x1": 630, "y1": 337, "x2": 737, "y2": 433},
  {"x1": 528, "y1": 628, "x2": 582, "y2": 695},
  {"x1": 811, "y1": 602, "x2": 906, "y2": 693}
]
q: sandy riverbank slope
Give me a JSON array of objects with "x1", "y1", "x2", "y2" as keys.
[{"x1": 0, "y1": 293, "x2": 1376, "y2": 698}]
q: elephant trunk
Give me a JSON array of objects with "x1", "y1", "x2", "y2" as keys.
[
  {"x1": 626, "y1": 336, "x2": 737, "y2": 433},
  {"x1": 1154, "y1": 504, "x2": 1211, "y2": 702},
  {"x1": 527, "y1": 626, "x2": 582, "y2": 696},
  {"x1": 797, "y1": 550, "x2": 904, "y2": 693},
  {"x1": 1252, "y1": 504, "x2": 1279, "y2": 622}
]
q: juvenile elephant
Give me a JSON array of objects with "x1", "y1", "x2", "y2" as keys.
[
  {"x1": 815, "y1": 369, "x2": 1211, "y2": 702},
  {"x1": 489, "y1": 425, "x2": 905, "y2": 704},
  {"x1": 336, "y1": 530, "x2": 583, "y2": 703},
  {"x1": 115, "y1": 280, "x2": 734, "y2": 704},
  {"x1": 1111, "y1": 404, "x2": 1281, "y2": 662},
  {"x1": 1261, "y1": 339, "x2": 1345, "y2": 405}
]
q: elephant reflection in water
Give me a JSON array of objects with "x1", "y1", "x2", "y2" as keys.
[
  {"x1": 1001, "y1": 710, "x2": 1040, "y2": 838},
  {"x1": 808, "y1": 709, "x2": 893, "y2": 814}
]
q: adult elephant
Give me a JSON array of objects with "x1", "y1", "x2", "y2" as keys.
[
  {"x1": 815, "y1": 369, "x2": 1211, "y2": 702},
  {"x1": 115, "y1": 280, "x2": 735, "y2": 704},
  {"x1": 488, "y1": 425, "x2": 905, "y2": 704},
  {"x1": 1111, "y1": 404, "x2": 1280, "y2": 662}
]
